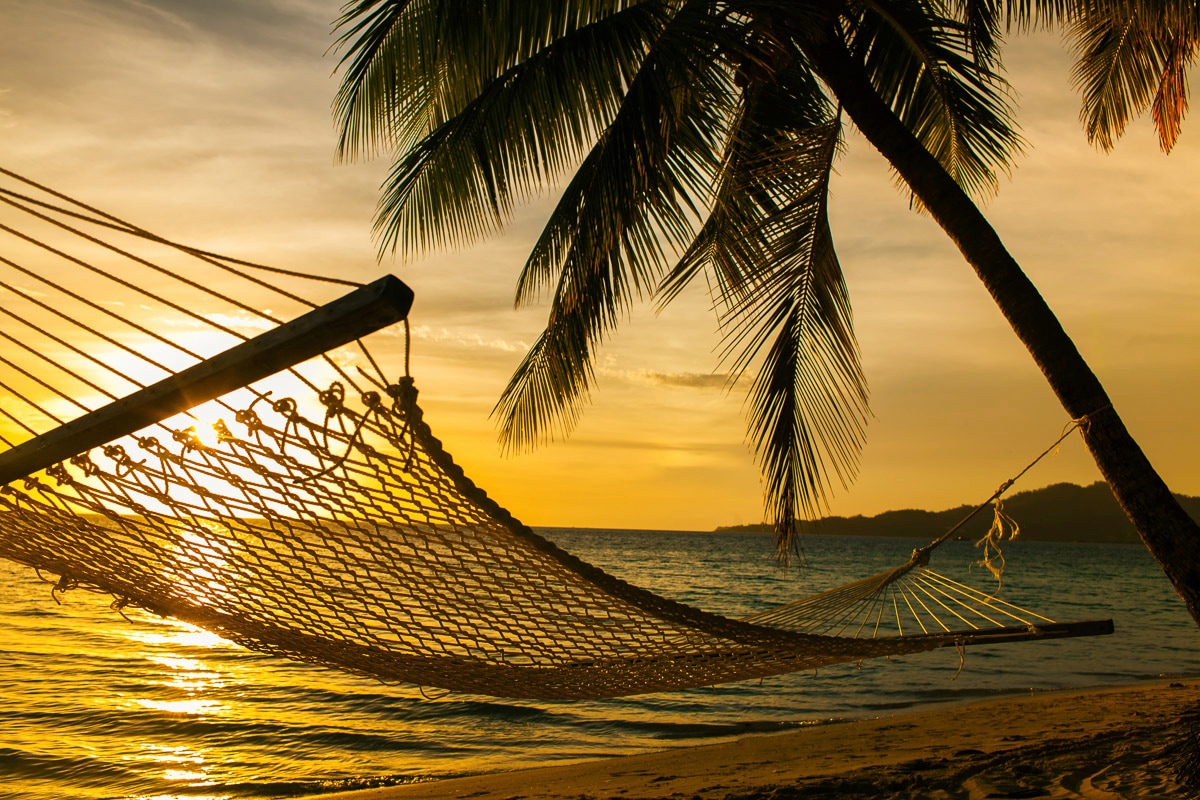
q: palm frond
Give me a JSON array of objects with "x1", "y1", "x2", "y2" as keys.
[
  {"x1": 333, "y1": 0, "x2": 423, "y2": 159},
  {"x1": 333, "y1": 0, "x2": 645, "y2": 160},
  {"x1": 951, "y1": 0, "x2": 1003, "y2": 65},
  {"x1": 494, "y1": 2, "x2": 739, "y2": 451},
  {"x1": 715, "y1": 118, "x2": 865, "y2": 560},
  {"x1": 493, "y1": 312, "x2": 596, "y2": 449},
  {"x1": 654, "y1": 50, "x2": 863, "y2": 558},
  {"x1": 658, "y1": 63, "x2": 835, "y2": 308},
  {"x1": 1066, "y1": 0, "x2": 1199, "y2": 33},
  {"x1": 1065, "y1": 1, "x2": 1199, "y2": 151},
  {"x1": 1001, "y1": 0, "x2": 1072, "y2": 31},
  {"x1": 1068, "y1": 11, "x2": 1163, "y2": 150},
  {"x1": 851, "y1": 0, "x2": 1024, "y2": 200},
  {"x1": 367, "y1": 4, "x2": 668, "y2": 257},
  {"x1": 1151, "y1": 31, "x2": 1195, "y2": 152}
]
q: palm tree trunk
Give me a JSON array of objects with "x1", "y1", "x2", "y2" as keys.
[{"x1": 802, "y1": 26, "x2": 1200, "y2": 625}]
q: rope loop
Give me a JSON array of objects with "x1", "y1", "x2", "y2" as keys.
[
  {"x1": 389, "y1": 376, "x2": 418, "y2": 414},
  {"x1": 1070, "y1": 404, "x2": 1110, "y2": 437},
  {"x1": 318, "y1": 382, "x2": 346, "y2": 416},
  {"x1": 952, "y1": 640, "x2": 967, "y2": 680},
  {"x1": 45, "y1": 463, "x2": 71, "y2": 486},
  {"x1": 172, "y1": 427, "x2": 204, "y2": 452},
  {"x1": 271, "y1": 397, "x2": 298, "y2": 419},
  {"x1": 51, "y1": 574, "x2": 78, "y2": 604},
  {"x1": 102, "y1": 444, "x2": 142, "y2": 477},
  {"x1": 235, "y1": 407, "x2": 263, "y2": 433},
  {"x1": 384, "y1": 377, "x2": 419, "y2": 467},
  {"x1": 137, "y1": 436, "x2": 164, "y2": 454},
  {"x1": 110, "y1": 595, "x2": 138, "y2": 622},
  {"x1": 69, "y1": 454, "x2": 98, "y2": 477},
  {"x1": 213, "y1": 419, "x2": 234, "y2": 442}
]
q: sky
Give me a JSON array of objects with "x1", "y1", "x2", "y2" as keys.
[{"x1": 1, "y1": 0, "x2": 1198, "y2": 532}]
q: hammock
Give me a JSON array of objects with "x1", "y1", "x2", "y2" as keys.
[{"x1": 0, "y1": 169, "x2": 1111, "y2": 700}]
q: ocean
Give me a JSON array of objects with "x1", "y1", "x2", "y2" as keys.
[{"x1": 3, "y1": 529, "x2": 1199, "y2": 800}]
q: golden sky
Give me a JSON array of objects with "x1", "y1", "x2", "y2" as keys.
[{"x1": 1, "y1": 1, "x2": 1198, "y2": 531}]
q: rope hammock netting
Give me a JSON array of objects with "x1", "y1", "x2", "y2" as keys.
[{"x1": 0, "y1": 168, "x2": 1110, "y2": 700}]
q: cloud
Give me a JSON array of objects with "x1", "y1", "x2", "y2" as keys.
[
  {"x1": 411, "y1": 324, "x2": 530, "y2": 355},
  {"x1": 637, "y1": 371, "x2": 730, "y2": 390}
]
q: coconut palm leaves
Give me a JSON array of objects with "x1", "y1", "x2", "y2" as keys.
[
  {"x1": 1064, "y1": 0, "x2": 1198, "y2": 152},
  {"x1": 333, "y1": 0, "x2": 1024, "y2": 555},
  {"x1": 658, "y1": 69, "x2": 865, "y2": 549},
  {"x1": 334, "y1": 1, "x2": 674, "y2": 254},
  {"x1": 850, "y1": 0, "x2": 1024, "y2": 198},
  {"x1": 495, "y1": 3, "x2": 735, "y2": 449}
]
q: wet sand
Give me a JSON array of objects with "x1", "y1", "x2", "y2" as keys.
[{"x1": 320, "y1": 679, "x2": 1200, "y2": 800}]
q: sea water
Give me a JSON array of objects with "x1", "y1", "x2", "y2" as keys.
[{"x1": 2, "y1": 530, "x2": 1198, "y2": 800}]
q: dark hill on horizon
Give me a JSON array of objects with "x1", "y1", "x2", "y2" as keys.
[{"x1": 715, "y1": 482, "x2": 1200, "y2": 544}]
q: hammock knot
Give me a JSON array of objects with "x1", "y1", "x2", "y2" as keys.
[
  {"x1": 69, "y1": 454, "x2": 99, "y2": 476},
  {"x1": 51, "y1": 574, "x2": 78, "y2": 604},
  {"x1": 362, "y1": 390, "x2": 382, "y2": 410},
  {"x1": 45, "y1": 463, "x2": 72, "y2": 486},
  {"x1": 388, "y1": 377, "x2": 418, "y2": 415},
  {"x1": 235, "y1": 407, "x2": 263, "y2": 433},
  {"x1": 974, "y1": 498, "x2": 1019, "y2": 585},
  {"x1": 213, "y1": 419, "x2": 234, "y2": 442},
  {"x1": 318, "y1": 382, "x2": 347, "y2": 416},
  {"x1": 137, "y1": 436, "x2": 164, "y2": 455},
  {"x1": 271, "y1": 397, "x2": 298, "y2": 418},
  {"x1": 172, "y1": 427, "x2": 205, "y2": 451},
  {"x1": 1072, "y1": 405, "x2": 1110, "y2": 434},
  {"x1": 101, "y1": 444, "x2": 142, "y2": 477},
  {"x1": 908, "y1": 545, "x2": 931, "y2": 569}
]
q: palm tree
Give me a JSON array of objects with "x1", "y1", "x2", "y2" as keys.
[{"x1": 331, "y1": 1, "x2": 1200, "y2": 624}]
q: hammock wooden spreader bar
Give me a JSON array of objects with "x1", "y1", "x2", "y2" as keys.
[
  {"x1": 0, "y1": 276, "x2": 413, "y2": 486},
  {"x1": 0, "y1": 167, "x2": 1113, "y2": 700}
]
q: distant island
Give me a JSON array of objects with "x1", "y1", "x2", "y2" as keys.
[{"x1": 715, "y1": 481, "x2": 1200, "y2": 544}]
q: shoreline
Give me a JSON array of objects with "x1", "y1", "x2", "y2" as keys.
[{"x1": 317, "y1": 678, "x2": 1200, "y2": 800}]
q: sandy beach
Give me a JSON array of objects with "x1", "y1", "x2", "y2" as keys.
[{"x1": 321, "y1": 679, "x2": 1200, "y2": 800}]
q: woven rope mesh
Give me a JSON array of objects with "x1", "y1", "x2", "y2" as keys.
[{"x1": 0, "y1": 170, "x2": 1101, "y2": 699}]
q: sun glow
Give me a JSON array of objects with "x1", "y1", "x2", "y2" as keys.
[
  {"x1": 123, "y1": 620, "x2": 232, "y2": 651},
  {"x1": 135, "y1": 697, "x2": 225, "y2": 716},
  {"x1": 113, "y1": 618, "x2": 234, "y2": 793},
  {"x1": 131, "y1": 743, "x2": 222, "y2": 799}
]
